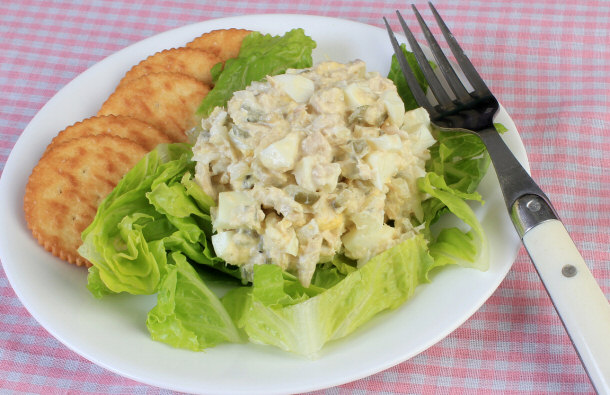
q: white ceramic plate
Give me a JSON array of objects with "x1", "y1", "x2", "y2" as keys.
[{"x1": 0, "y1": 14, "x2": 526, "y2": 394}]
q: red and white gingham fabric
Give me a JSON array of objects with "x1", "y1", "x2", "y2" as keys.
[{"x1": 1, "y1": 0, "x2": 608, "y2": 393}]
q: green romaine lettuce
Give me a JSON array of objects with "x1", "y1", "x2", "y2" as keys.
[
  {"x1": 494, "y1": 122, "x2": 508, "y2": 134},
  {"x1": 78, "y1": 144, "x2": 239, "y2": 297},
  {"x1": 387, "y1": 43, "x2": 433, "y2": 111},
  {"x1": 418, "y1": 173, "x2": 489, "y2": 273},
  {"x1": 79, "y1": 144, "x2": 194, "y2": 296},
  {"x1": 146, "y1": 252, "x2": 243, "y2": 350},
  {"x1": 427, "y1": 130, "x2": 490, "y2": 194},
  {"x1": 197, "y1": 28, "x2": 316, "y2": 117},
  {"x1": 222, "y1": 234, "x2": 434, "y2": 358}
]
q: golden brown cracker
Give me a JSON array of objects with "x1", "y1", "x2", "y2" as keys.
[
  {"x1": 186, "y1": 28, "x2": 252, "y2": 62},
  {"x1": 117, "y1": 47, "x2": 221, "y2": 88},
  {"x1": 98, "y1": 72, "x2": 210, "y2": 143},
  {"x1": 46, "y1": 115, "x2": 171, "y2": 152},
  {"x1": 24, "y1": 135, "x2": 148, "y2": 267}
]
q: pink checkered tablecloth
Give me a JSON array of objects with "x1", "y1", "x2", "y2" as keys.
[{"x1": 1, "y1": 0, "x2": 608, "y2": 393}]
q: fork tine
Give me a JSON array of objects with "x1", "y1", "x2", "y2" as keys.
[
  {"x1": 411, "y1": 4, "x2": 471, "y2": 102},
  {"x1": 428, "y1": 2, "x2": 490, "y2": 95},
  {"x1": 383, "y1": 17, "x2": 438, "y2": 117},
  {"x1": 395, "y1": 10, "x2": 453, "y2": 109}
]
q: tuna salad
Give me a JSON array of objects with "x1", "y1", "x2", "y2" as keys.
[{"x1": 192, "y1": 60, "x2": 436, "y2": 286}]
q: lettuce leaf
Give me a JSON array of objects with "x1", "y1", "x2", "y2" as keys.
[
  {"x1": 494, "y1": 122, "x2": 508, "y2": 134},
  {"x1": 309, "y1": 256, "x2": 353, "y2": 289},
  {"x1": 418, "y1": 172, "x2": 489, "y2": 273},
  {"x1": 196, "y1": 28, "x2": 316, "y2": 117},
  {"x1": 426, "y1": 129, "x2": 490, "y2": 194},
  {"x1": 222, "y1": 235, "x2": 434, "y2": 358},
  {"x1": 78, "y1": 144, "x2": 239, "y2": 297},
  {"x1": 146, "y1": 252, "x2": 243, "y2": 350},
  {"x1": 79, "y1": 144, "x2": 193, "y2": 295},
  {"x1": 387, "y1": 43, "x2": 433, "y2": 111}
]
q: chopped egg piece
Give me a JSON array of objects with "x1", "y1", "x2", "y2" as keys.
[
  {"x1": 270, "y1": 74, "x2": 315, "y2": 103},
  {"x1": 258, "y1": 132, "x2": 301, "y2": 172}
]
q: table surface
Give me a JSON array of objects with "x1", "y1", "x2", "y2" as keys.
[{"x1": 1, "y1": 0, "x2": 608, "y2": 393}]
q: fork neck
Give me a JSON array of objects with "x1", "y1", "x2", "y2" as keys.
[{"x1": 477, "y1": 127, "x2": 559, "y2": 237}]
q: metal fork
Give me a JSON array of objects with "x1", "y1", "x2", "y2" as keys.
[{"x1": 384, "y1": 3, "x2": 610, "y2": 392}]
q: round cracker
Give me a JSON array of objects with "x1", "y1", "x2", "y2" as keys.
[
  {"x1": 117, "y1": 47, "x2": 221, "y2": 88},
  {"x1": 46, "y1": 114, "x2": 171, "y2": 153},
  {"x1": 186, "y1": 28, "x2": 252, "y2": 62},
  {"x1": 24, "y1": 135, "x2": 148, "y2": 267},
  {"x1": 98, "y1": 72, "x2": 210, "y2": 143}
]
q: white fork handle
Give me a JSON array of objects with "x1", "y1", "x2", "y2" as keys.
[{"x1": 522, "y1": 219, "x2": 610, "y2": 394}]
